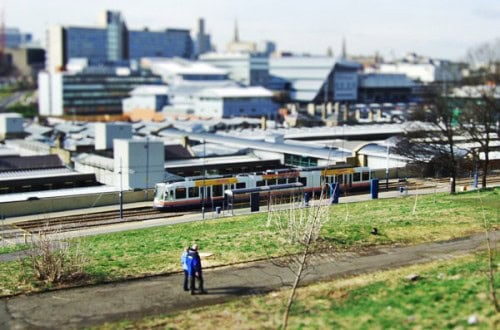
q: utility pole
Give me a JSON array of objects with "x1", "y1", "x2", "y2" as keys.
[
  {"x1": 119, "y1": 158, "x2": 123, "y2": 220},
  {"x1": 202, "y1": 139, "x2": 206, "y2": 220},
  {"x1": 145, "y1": 137, "x2": 149, "y2": 201},
  {"x1": 385, "y1": 143, "x2": 390, "y2": 191}
]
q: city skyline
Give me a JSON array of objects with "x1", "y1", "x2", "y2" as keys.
[{"x1": 5, "y1": 0, "x2": 500, "y2": 61}]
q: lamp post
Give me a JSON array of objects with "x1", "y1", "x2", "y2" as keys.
[
  {"x1": 201, "y1": 139, "x2": 206, "y2": 220},
  {"x1": 385, "y1": 142, "x2": 390, "y2": 191},
  {"x1": 145, "y1": 137, "x2": 149, "y2": 201},
  {"x1": 119, "y1": 158, "x2": 123, "y2": 220}
]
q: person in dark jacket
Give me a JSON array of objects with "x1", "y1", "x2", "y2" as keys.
[
  {"x1": 180, "y1": 247, "x2": 189, "y2": 291},
  {"x1": 187, "y1": 244, "x2": 206, "y2": 295}
]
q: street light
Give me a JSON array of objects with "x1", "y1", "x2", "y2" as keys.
[
  {"x1": 385, "y1": 143, "x2": 390, "y2": 191},
  {"x1": 201, "y1": 139, "x2": 206, "y2": 220},
  {"x1": 119, "y1": 158, "x2": 123, "y2": 220},
  {"x1": 145, "y1": 137, "x2": 149, "y2": 201}
]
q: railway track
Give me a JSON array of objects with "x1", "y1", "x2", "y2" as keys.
[
  {"x1": 2, "y1": 208, "x2": 193, "y2": 238},
  {"x1": 2, "y1": 175, "x2": 499, "y2": 240}
]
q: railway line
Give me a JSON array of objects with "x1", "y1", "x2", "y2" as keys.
[
  {"x1": 1, "y1": 208, "x2": 194, "y2": 240},
  {"x1": 1, "y1": 175, "x2": 499, "y2": 242}
]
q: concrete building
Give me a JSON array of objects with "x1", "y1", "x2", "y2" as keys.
[
  {"x1": 199, "y1": 52, "x2": 270, "y2": 87},
  {"x1": 46, "y1": 10, "x2": 193, "y2": 72},
  {"x1": 4, "y1": 47, "x2": 45, "y2": 81},
  {"x1": 140, "y1": 57, "x2": 277, "y2": 118},
  {"x1": 113, "y1": 139, "x2": 165, "y2": 190},
  {"x1": 0, "y1": 113, "x2": 24, "y2": 140},
  {"x1": 377, "y1": 53, "x2": 462, "y2": 83},
  {"x1": 194, "y1": 86, "x2": 278, "y2": 118},
  {"x1": 38, "y1": 64, "x2": 162, "y2": 117},
  {"x1": 122, "y1": 85, "x2": 169, "y2": 113},
  {"x1": 94, "y1": 122, "x2": 133, "y2": 150},
  {"x1": 269, "y1": 55, "x2": 361, "y2": 103},
  {"x1": 5, "y1": 27, "x2": 33, "y2": 48}
]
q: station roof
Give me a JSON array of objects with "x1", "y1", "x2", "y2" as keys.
[
  {"x1": 165, "y1": 154, "x2": 280, "y2": 169},
  {"x1": 0, "y1": 155, "x2": 64, "y2": 172},
  {"x1": 0, "y1": 167, "x2": 73, "y2": 180},
  {"x1": 0, "y1": 185, "x2": 119, "y2": 203},
  {"x1": 159, "y1": 128, "x2": 350, "y2": 162},
  {"x1": 215, "y1": 123, "x2": 408, "y2": 140}
]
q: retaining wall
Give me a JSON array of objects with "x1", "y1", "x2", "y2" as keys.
[{"x1": 0, "y1": 189, "x2": 154, "y2": 218}]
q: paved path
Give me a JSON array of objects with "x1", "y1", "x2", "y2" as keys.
[{"x1": 1, "y1": 231, "x2": 497, "y2": 330}]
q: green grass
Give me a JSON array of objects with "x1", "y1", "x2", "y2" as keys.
[
  {"x1": 6, "y1": 104, "x2": 38, "y2": 118},
  {"x1": 0, "y1": 243, "x2": 30, "y2": 255},
  {"x1": 0, "y1": 188, "x2": 498, "y2": 296},
  {"x1": 98, "y1": 253, "x2": 498, "y2": 329},
  {"x1": 0, "y1": 90, "x2": 13, "y2": 101}
]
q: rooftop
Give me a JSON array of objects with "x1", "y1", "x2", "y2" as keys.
[
  {"x1": 199, "y1": 86, "x2": 274, "y2": 98},
  {"x1": 143, "y1": 57, "x2": 227, "y2": 76}
]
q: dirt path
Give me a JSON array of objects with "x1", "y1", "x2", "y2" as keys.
[{"x1": 1, "y1": 231, "x2": 497, "y2": 330}]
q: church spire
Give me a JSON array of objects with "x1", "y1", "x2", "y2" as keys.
[{"x1": 234, "y1": 19, "x2": 239, "y2": 42}]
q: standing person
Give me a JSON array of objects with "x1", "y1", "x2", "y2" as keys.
[
  {"x1": 180, "y1": 247, "x2": 189, "y2": 291},
  {"x1": 188, "y1": 244, "x2": 207, "y2": 295}
]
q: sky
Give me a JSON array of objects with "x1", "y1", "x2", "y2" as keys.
[{"x1": 4, "y1": 0, "x2": 500, "y2": 61}]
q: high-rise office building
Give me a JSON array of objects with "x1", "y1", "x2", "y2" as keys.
[
  {"x1": 101, "y1": 11, "x2": 128, "y2": 62},
  {"x1": 194, "y1": 18, "x2": 212, "y2": 57},
  {"x1": 46, "y1": 10, "x2": 193, "y2": 72}
]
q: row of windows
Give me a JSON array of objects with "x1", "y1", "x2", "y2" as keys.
[
  {"x1": 323, "y1": 172, "x2": 370, "y2": 184},
  {"x1": 168, "y1": 172, "x2": 370, "y2": 200},
  {"x1": 256, "y1": 177, "x2": 301, "y2": 187},
  {"x1": 173, "y1": 182, "x2": 247, "y2": 199}
]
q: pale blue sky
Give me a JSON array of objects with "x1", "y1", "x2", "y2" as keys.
[{"x1": 5, "y1": 0, "x2": 500, "y2": 60}]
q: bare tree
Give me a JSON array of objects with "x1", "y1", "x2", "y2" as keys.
[
  {"x1": 465, "y1": 38, "x2": 500, "y2": 85},
  {"x1": 266, "y1": 187, "x2": 331, "y2": 329},
  {"x1": 458, "y1": 87, "x2": 500, "y2": 189},
  {"x1": 396, "y1": 86, "x2": 464, "y2": 193}
]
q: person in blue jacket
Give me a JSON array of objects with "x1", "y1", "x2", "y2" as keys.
[
  {"x1": 180, "y1": 247, "x2": 189, "y2": 291},
  {"x1": 188, "y1": 244, "x2": 207, "y2": 295}
]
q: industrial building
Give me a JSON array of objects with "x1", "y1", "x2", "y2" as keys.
[
  {"x1": 269, "y1": 55, "x2": 361, "y2": 104},
  {"x1": 199, "y1": 52, "x2": 270, "y2": 87},
  {"x1": 376, "y1": 53, "x2": 462, "y2": 83},
  {"x1": 134, "y1": 58, "x2": 278, "y2": 119}
]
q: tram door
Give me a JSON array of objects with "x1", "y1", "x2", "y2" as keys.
[{"x1": 201, "y1": 186, "x2": 211, "y2": 205}]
